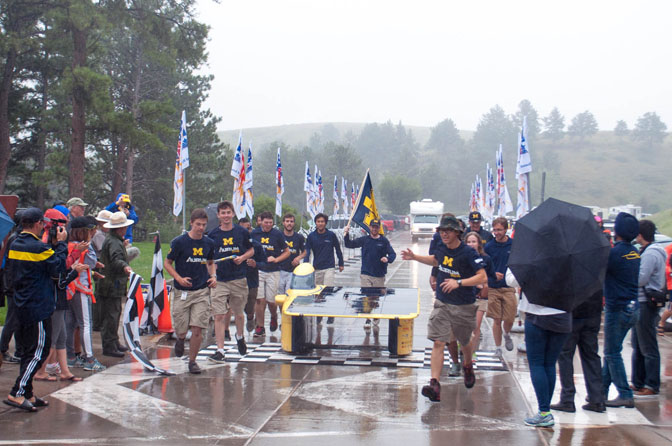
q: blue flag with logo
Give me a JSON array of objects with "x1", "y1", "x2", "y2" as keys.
[{"x1": 350, "y1": 170, "x2": 383, "y2": 235}]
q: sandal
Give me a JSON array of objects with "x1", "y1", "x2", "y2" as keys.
[
  {"x1": 3, "y1": 398, "x2": 37, "y2": 412},
  {"x1": 61, "y1": 375, "x2": 83, "y2": 382},
  {"x1": 34, "y1": 375, "x2": 57, "y2": 382},
  {"x1": 30, "y1": 397, "x2": 48, "y2": 407}
]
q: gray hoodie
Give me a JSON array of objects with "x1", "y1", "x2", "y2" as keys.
[{"x1": 637, "y1": 243, "x2": 667, "y2": 303}]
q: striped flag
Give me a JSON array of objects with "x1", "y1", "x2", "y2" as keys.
[
  {"x1": 139, "y1": 235, "x2": 166, "y2": 333},
  {"x1": 497, "y1": 145, "x2": 513, "y2": 215},
  {"x1": 317, "y1": 170, "x2": 324, "y2": 213},
  {"x1": 231, "y1": 133, "x2": 246, "y2": 219},
  {"x1": 351, "y1": 182, "x2": 356, "y2": 209},
  {"x1": 123, "y1": 272, "x2": 174, "y2": 375},
  {"x1": 172, "y1": 111, "x2": 189, "y2": 216},
  {"x1": 275, "y1": 148, "x2": 284, "y2": 217},
  {"x1": 516, "y1": 116, "x2": 532, "y2": 218},
  {"x1": 333, "y1": 176, "x2": 339, "y2": 214},
  {"x1": 304, "y1": 162, "x2": 315, "y2": 218},
  {"x1": 341, "y1": 177, "x2": 348, "y2": 215}
]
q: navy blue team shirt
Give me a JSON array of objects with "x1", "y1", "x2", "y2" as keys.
[
  {"x1": 433, "y1": 241, "x2": 484, "y2": 305},
  {"x1": 167, "y1": 233, "x2": 216, "y2": 291},
  {"x1": 251, "y1": 227, "x2": 287, "y2": 273},
  {"x1": 208, "y1": 224, "x2": 252, "y2": 282}
]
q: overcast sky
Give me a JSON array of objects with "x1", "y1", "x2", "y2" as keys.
[{"x1": 196, "y1": 0, "x2": 672, "y2": 132}]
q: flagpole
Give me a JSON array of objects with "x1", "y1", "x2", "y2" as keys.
[
  {"x1": 346, "y1": 168, "x2": 370, "y2": 228},
  {"x1": 182, "y1": 170, "x2": 186, "y2": 233}
]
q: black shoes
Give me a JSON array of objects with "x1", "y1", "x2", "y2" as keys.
[
  {"x1": 102, "y1": 349, "x2": 124, "y2": 358},
  {"x1": 550, "y1": 401, "x2": 576, "y2": 413},
  {"x1": 188, "y1": 361, "x2": 201, "y2": 374},
  {"x1": 605, "y1": 397, "x2": 635, "y2": 408},
  {"x1": 115, "y1": 343, "x2": 129, "y2": 353},
  {"x1": 208, "y1": 351, "x2": 226, "y2": 363},
  {"x1": 582, "y1": 402, "x2": 606, "y2": 413},
  {"x1": 174, "y1": 338, "x2": 185, "y2": 358},
  {"x1": 224, "y1": 330, "x2": 231, "y2": 341},
  {"x1": 237, "y1": 337, "x2": 247, "y2": 355},
  {"x1": 463, "y1": 363, "x2": 475, "y2": 389},
  {"x1": 422, "y1": 379, "x2": 441, "y2": 402}
]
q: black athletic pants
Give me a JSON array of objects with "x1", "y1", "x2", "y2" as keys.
[
  {"x1": 10, "y1": 318, "x2": 52, "y2": 399},
  {"x1": 0, "y1": 293, "x2": 22, "y2": 356}
]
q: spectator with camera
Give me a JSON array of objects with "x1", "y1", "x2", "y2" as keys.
[
  {"x1": 105, "y1": 193, "x2": 139, "y2": 243},
  {"x1": 3, "y1": 208, "x2": 68, "y2": 412}
]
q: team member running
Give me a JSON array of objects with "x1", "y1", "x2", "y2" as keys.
[
  {"x1": 207, "y1": 201, "x2": 254, "y2": 359},
  {"x1": 402, "y1": 215, "x2": 487, "y2": 400},
  {"x1": 164, "y1": 209, "x2": 217, "y2": 374},
  {"x1": 251, "y1": 211, "x2": 290, "y2": 336},
  {"x1": 464, "y1": 232, "x2": 495, "y2": 356},
  {"x1": 484, "y1": 217, "x2": 516, "y2": 356},
  {"x1": 344, "y1": 219, "x2": 396, "y2": 328}
]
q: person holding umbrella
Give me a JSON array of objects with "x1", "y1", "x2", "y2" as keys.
[
  {"x1": 602, "y1": 212, "x2": 640, "y2": 408},
  {"x1": 506, "y1": 198, "x2": 611, "y2": 427}
]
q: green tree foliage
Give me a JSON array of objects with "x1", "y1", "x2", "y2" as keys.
[
  {"x1": 424, "y1": 118, "x2": 464, "y2": 154},
  {"x1": 542, "y1": 107, "x2": 565, "y2": 141},
  {"x1": 568, "y1": 111, "x2": 598, "y2": 139},
  {"x1": 472, "y1": 105, "x2": 517, "y2": 153},
  {"x1": 632, "y1": 112, "x2": 667, "y2": 149},
  {"x1": 614, "y1": 120, "x2": 629, "y2": 137},
  {"x1": 252, "y1": 193, "x2": 298, "y2": 222},
  {"x1": 513, "y1": 99, "x2": 540, "y2": 139},
  {"x1": 379, "y1": 174, "x2": 421, "y2": 214}
]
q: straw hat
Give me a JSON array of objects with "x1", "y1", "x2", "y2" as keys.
[
  {"x1": 95, "y1": 209, "x2": 113, "y2": 222},
  {"x1": 104, "y1": 211, "x2": 135, "y2": 229}
]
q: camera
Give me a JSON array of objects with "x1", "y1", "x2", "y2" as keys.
[{"x1": 49, "y1": 218, "x2": 68, "y2": 245}]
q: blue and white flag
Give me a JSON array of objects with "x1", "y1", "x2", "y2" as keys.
[
  {"x1": 244, "y1": 142, "x2": 254, "y2": 218},
  {"x1": 231, "y1": 133, "x2": 246, "y2": 219},
  {"x1": 333, "y1": 176, "x2": 339, "y2": 214},
  {"x1": 341, "y1": 177, "x2": 348, "y2": 215},
  {"x1": 497, "y1": 145, "x2": 513, "y2": 215},
  {"x1": 172, "y1": 111, "x2": 189, "y2": 216},
  {"x1": 516, "y1": 116, "x2": 532, "y2": 218},
  {"x1": 275, "y1": 148, "x2": 284, "y2": 217}
]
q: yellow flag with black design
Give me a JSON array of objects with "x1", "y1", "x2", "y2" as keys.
[{"x1": 351, "y1": 170, "x2": 383, "y2": 235}]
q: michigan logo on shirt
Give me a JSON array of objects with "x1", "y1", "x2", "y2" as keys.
[
  {"x1": 442, "y1": 256, "x2": 454, "y2": 267},
  {"x1": 222, "y1": 237, "x2": 234, "y2": 246},
  {"x1": 193, "y1": 247, "x2": 204, "y2": 256},
  {"x1": 261, "y1": 237, "x2": 270, "y2": 244},
  {"x1": 623, "y1": 251, "x2": 640, "y2": 260}
]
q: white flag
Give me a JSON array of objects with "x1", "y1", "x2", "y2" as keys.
[
  {"x1": 244, "y1": 143, "x2": 254, "y2": 218},
  {"x1": 172, "y1": 110, "x2": 188, "y2": 216}
]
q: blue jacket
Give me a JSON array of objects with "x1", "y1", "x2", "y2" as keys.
[
  {"x1": 604, "y1": 241, "x2": 640, "y2": 309},
  {"x1": 305, "y1": 230, "x2": 344, "y2": 270},
  {"x1": 105, "y1": 193, "x2": 139, "y2": 242},
  {"x1": 344, "y1": 233, "x2": 396, "y2": 277},
  {"x1": 484, "y1": 237, "x2": 513, "y2": 288},
  {"x1": 8, "y1": 232, "x2": 67, "y2": 324}
]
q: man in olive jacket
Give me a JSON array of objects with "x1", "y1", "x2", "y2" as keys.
[{"x1": 98, "y1": 212, "x2": 133, "y2": 357}]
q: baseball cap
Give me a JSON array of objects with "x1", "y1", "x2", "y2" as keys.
[
  {"x1": 468, "y1": 211, "x2": 483, "y2": 222},
  {"x1": 67, "y1": 197, "x2": 88, "y2": 207},
  {"x1": 70, "y1": 216, "x2": 96, "y2": 230},
  {"x1": 370, "y1": 219, "x2": 381, "y2": 227},
  {"x1": 21, "y1": 207, "x2": 47, "y2": 224},
  {"x1": 437, "y1": 215, "x2": 463, "y2": 232}
]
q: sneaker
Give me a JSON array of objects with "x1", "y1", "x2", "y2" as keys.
[
  {"x1": 45, "y1": 362, "x2": 61, "y2": 376},
  {"x1": 174, "y1": 337, "x2": 185, "y2": 358},
  {"x1": 448, "y1": 362, "x2": 462, "y2": 377},
  {"x1": 188, "y1": 361, "x2": 201, "y2": 374},
  {"x1": 246, "y1": 317, "x2": 255, "y2": 332},
  {"x1": 549, "y1": 401, "x2": 576, "y2": 413},
  {"x1": 517, "y1": 342, "x2": 527, "y2": 353},
  {"x1": 605, "y1": 397, "x2": 635, "y2": 408},
  {"x1": 67, "y1": 356, "x2": 85, "y2": 368},
  {"x1": 326, "y1": 317, "x2": 335, "y2": 324},
  {"x1": 364, "y1": 319, "x2": 372, "y2": 330},
  {"x1": 524, "y1": 412, "x2": 554, "y2": 427},
  {"x1": 225, "y1": 330, "x2": 231, "y2": 341},
  {"x1": 504, "y1": 334, "x2": 514, "y2": 351},
  {"x1": 208, "y1": 351, "x2": 226, "y2": 363},
  {"x1": 83, "y1": 359, "x2": 106, "y2": 372},
  {"x1": 270, "y1": 318, "x2": 278, "y2": 332},
  {"x1": 2, "y1": 352, "x2": 20, "y2": 363},
  {"x1": 494, "y1": 347, "x2": 503, "y2": 358},
  {"x1": 237, "y1": 337, "x2": 247, "y2": 355},
  {"x1": 254, "y1": 326, "x2": 266, "y2": 337},
  {"x1": 463, "y1": 363, "x2": 475, "y2": 389},
  {"x1": 421, "y1": 378, "x2": 441, "y2": 402}
]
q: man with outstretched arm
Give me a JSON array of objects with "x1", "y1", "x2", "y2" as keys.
[{"x1": 402, "y1": 215, "x2": 487, "y2": 401}]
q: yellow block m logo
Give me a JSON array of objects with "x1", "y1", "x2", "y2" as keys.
[
  {"x1": 261, "y1": 237, "x2": 270, "y2": 244},
  {"x1": 222, "y1": 237, "x2": 233, "y2": 246},
  {"x1": 442, "y1": 256, "x2": 453, "y2": 267},
  {"x1": 193, "y1": 247, "x2": 204, "y2": 256},
  {"x1": 287, "y1": 241, "x2": 294, "y2": 248}
]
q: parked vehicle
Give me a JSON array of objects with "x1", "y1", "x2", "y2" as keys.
[{"x1": 410, "y1": 199, "x2": 444, "y2": 242}]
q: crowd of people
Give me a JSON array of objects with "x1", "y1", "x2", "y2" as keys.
[
  {"x1": 0, "y1": 195, "x2": 138, "y2": 412},
  {"x1": 2, "y1": 195, "x2": 670, "y2": 429}
]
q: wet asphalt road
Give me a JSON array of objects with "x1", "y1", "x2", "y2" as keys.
[{"x1": 1, "y1": 230, "x2": 672, "y2": 445}]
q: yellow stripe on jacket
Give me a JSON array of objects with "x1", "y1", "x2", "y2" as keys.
[{"x1": 8, "y1": 249, "x2": 55, "y2": 262}]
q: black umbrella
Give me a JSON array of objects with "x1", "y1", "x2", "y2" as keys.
[
  {"x1": 205, "y1": 203, "x2": 219, "y2": 233},
  {"x1": 508, "y1": 197, "x2": 611, "y2": 312}
]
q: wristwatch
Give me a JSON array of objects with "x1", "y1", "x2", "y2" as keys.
[{"x1": 457, "y1": 279, "x2": 462, "y2": 287}]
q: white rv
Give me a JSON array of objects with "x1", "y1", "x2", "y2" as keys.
[{"x1": 410, "y1": 199, "x2": 444, "y2": 242}]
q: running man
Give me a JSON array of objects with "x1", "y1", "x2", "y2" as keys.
[
  {"x1": 402, "y1": 215, "x2": 487, "y2": 400},
  {"x1": 164, "y1": 209, "x2": 217, "y2": 374},
  {"x1": 207, "y1": 201, "x2": 254, "y2": 359}
]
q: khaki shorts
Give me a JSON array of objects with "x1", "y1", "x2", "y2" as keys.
[
  {"x1": 315, "y1": 268, "x2": 335, "y2": 286},
  {"x1": 211, "y1": 278, "x2": 248, "y2": 316},
  {"x1": 486, "y1": 287, "x2": 517, "y2": 323},
  {"x1": 476, "y1": 297, "x2": 488, "y2": 313},
  {"x1": 360, "y1": 274, "x2": 385, "y2": 287},
  {"x1": 258, "y1": 271, "x2": 279, "y2": 303},
  {"x1": 427, "y1": 300, "x2": 478, "y2": 346},
  {"x1": 171, "y1": 287, "x2": 211, "y2": 335},
  {"x1": 278, "y1": 270, "x2": 293, "y2": 295}
]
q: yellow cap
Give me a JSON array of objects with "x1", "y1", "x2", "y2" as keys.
[{"x1": 293, "y1": 263, "x2": 315, "y2": 276}]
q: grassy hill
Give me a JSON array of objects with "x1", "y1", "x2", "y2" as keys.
[{"x1": 650, "y1": 209, "x2": 672, "y2": 238}]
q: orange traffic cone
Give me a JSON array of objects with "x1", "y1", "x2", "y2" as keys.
[
  {"x1": 158, "y1": 282, "x2": 173, "y2": 333},
  {"x1": 135, "y1": 284, "x2": 145, "y2": 321}
]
